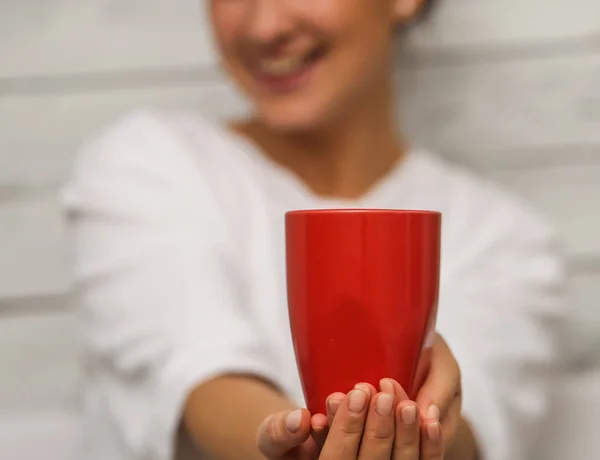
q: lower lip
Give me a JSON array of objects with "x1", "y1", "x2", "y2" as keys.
[{"x1": 255, "y1": 58, "x2": 320, "y2": 94}]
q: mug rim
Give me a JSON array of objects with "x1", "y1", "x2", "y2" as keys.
[{"x1": 286, "y1": 208, "x2": 441, "y2": 217}]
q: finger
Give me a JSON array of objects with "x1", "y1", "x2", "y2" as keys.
[
  {"x1": 380, "y1": 378, "x2": 409, "y2": 403},
  {"x1": 357, "y1": 381, "x2": 378, "y2": 397},
  {"x1": 438, "y1": 393, "x2": 462, "y2": 447},
  {"x1": 326, "y1": 392, "x2": 346, "y2": 426},
  {"x1": 415, "y1": 336, "x2": 461, "y2": 422},
  {"x1": 326, "y1": 382, "x2": 374, "y2": 425},
  {"x1": 256, "y1": 409, "x2": 311, "y2": 458},
  {"x1": 311, "y1": 413, "x2": 328, "y2": 432},
  {"x1": 319, "y1": 388, "x2": 370, "y2": 460},
  {"x1": 310, "y1": 413, "x2": 329, "y2": 453},
  {"x1": 357, "y1": 392, "x2": 396, "y2": 459},
  {"x1": 420, "y1": 418, "x2": 444, "y2": 460},
  {"x1": 392, "y1": 400, "x2": 420, "y2": 459}
]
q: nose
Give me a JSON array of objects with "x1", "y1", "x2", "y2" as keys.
[{"x1": 245, "y1": 0, "x2": 294, "y2": 44}]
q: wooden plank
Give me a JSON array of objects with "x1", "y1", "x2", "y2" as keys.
[
  {"x1": 399, "y1": 52, "x2": 600, "y2": 154},
  {"x1": 0, "y1": 198, "x2": 70, "y2": 298},
  {"x1": 0, "y1": 412, "x2": 79, "y2": 460},
  {"x1": 0, "y1": 0, "x2": 216, "y2": 78},
  {"x1": 565, "y1": 271, "x2": 600, "y2": 365},
  {"x1": 0, "y1": 83, "x2": 246, "y2": 187},
  {"x1": 489, "y1": 163, "x2": 600, "y2": 261},
  {"x1": 1, "y1": 0, "x2": 599, "y2": 78},
  {"x1": 406, "y1": 0, "x2": 600, "y2": 53},
  {"x1": 0, "y1": 303, "x2": 79, "y2": 412}
]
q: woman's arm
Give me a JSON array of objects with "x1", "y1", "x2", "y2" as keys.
[
  {"x1": 437, "y1": 205, "x2": 566, "y2": 460},
  {"x1": 62, "y1": 112, "x2": 289, "y2": 460},
  {"x1": 445, "y1": 418, "x2": 478, "y2": 460},
  {"x1": 184, "y1": 375, "x2": 295, "y2": 460}
]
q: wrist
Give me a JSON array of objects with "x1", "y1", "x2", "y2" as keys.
[{"x1": 445, "y1": 416, "x2": 480, "y2": 460}]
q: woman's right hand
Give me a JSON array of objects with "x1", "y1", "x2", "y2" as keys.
[{"x1": 256, "y1": 380, "x2": 444, "y2": 459}]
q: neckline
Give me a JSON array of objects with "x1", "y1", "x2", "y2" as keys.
[{"x1": 203, "y1": 117, "x2": 422, "y2": 209}]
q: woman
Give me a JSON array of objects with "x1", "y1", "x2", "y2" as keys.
[{"x1": 61, "y1": 0, "x2": 565, "y2": 459}]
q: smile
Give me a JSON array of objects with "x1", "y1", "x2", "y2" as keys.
[{"x1": 254, "y1": 46, "x2": 327, "y2": 93}]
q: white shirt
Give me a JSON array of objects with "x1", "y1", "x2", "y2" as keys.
[{"x1": 61, "y1": 110, "x2": 566, "y2": 460}]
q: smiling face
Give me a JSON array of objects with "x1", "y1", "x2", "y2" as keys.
[{"x1": 209, "y1": 0, "x2": 425, "y2": 132}]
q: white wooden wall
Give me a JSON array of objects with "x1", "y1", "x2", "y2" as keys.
[{"x1": 1, "y1": 1, "x2": 599, "y2": 459}]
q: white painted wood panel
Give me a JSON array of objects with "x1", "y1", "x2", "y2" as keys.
[
  {"x1": 489, "y1": 163, "x2": 600, "y2": 261},
  {"x1": 408, "y1": 0, "x2": 600, "y2": 53},
  {"x1": 0, "y1": 0, "x2": 216, "y2": 78},
  {"x1": 0, "y1": 305, "x2": 79, "y2": 412},
  {"x1": 0, "y1": 197, "x2": 69, "y2": 298},
  {"x1": 0, "y1": 411, "x2": 79, "y2": 460},
  {"x1": 0, "y1": 84, "x2": 247, "y2": 187},
  {"x1": 399, "y1": 52, "x2": 600, "y2": 154},
  {"x1": 566, "y1": 272, "x2": 600, "y2": 364},
  {"x1": 1, "y1": 0, "x2": 599, "y2": 78},
  {"x1": 2, "y1": 51, "x2": 599, "y2": 187}
]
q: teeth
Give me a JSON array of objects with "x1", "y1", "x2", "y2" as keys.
[{"x1": 260, "y1": 56, "x2": 305, "y2": 76}]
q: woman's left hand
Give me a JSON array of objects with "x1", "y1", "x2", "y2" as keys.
[
  {"x1": 414, "y1": 333, "x2": 462, "y2": 453},
  {"x1": 321, "y1": 333, "x2": 463, "y2": 459},
  {"x1": 256, "y1": 333, "x2": 463, "y2": 460}
]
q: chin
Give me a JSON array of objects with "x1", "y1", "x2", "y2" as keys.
[
  {"x1": 255, "y1": 98, "x2": 336, "y2": 134},
  {"x1": 260, "y1": 112, "x2": 319, "y2": 134}
]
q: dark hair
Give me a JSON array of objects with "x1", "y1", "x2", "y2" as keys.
[{"x1": 419, "y1": 0, "x2": 439, "y2": 21}]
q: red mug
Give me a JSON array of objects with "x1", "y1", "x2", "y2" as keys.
[{"x1": 285, "y1": 209, "x2": 441, "y2": 415}]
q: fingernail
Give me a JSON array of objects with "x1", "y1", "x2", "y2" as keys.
[
  {"x1": 328, "y1": 398, "x2": 342, "y2": 416},
  {"x1": 379, "y1": 378, "x2": 394, "y2": 394},
  {"x1": 312, "y1": 417, "x2": 327, "y2": 432},
  {"x1": 348, "y1": 389, "x2": 367, "y2": 413},
  {"x1": 376, "y1": 393, "x2": 394, "y2": 416},
  {"x1": 427, "y1": 404, "x2": 440, "y2": 420},
  {"x1": 354, "y1": 383, "x2": 371, "y2": 395},
  {"x1": 401, "y1": 405, "x2": 417, "y2": 425},
  {"x1": 427, "y1": 421, "x2": 441, "y2": 441},
  {"x1": 285, "y1": 409, "x2": 302, "y2": 433}
]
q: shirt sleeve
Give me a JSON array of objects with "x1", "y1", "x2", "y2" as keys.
[
  {"x1": 438, "y1": 205, "x2": 567, "y2": 460},
  {"x1": 61, "y1": 112, "x2": 280, "y2": 460}
]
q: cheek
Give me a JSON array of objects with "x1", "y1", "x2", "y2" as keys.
[
  {"x1": 209, "y1": 3, "x2": 245, "y2": 56},
  {"x1": 331, "y1": 26, "x2": 393, "y2": 89},
  {"x1": 322, "y1": 2, "x2": 394, "y2": 72}
]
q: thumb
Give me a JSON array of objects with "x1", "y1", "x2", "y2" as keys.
[
  {"x1": 256, "y1": 409, "x2": 311, "y2": 458},
  {"x1": 415, "y1": 336, "x2": 461, "y2": 421}
]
